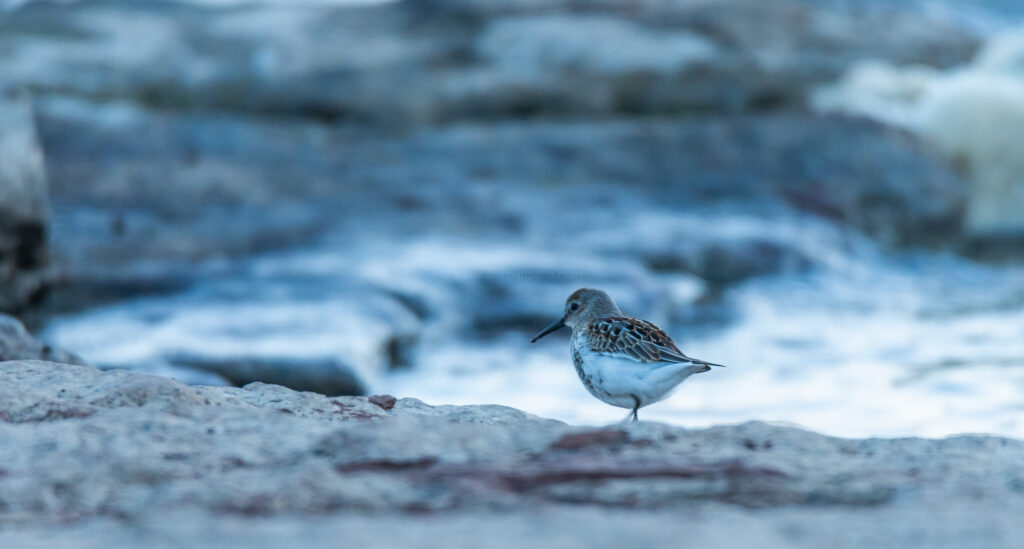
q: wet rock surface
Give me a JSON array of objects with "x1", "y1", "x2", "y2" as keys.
[{"x1": 0, "y1": 360, "x2": 1021, "y2": 547}]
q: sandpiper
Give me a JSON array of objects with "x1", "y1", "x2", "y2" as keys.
[{"x1": 531, "y1": 288, "x2": 724, "y2": 422}]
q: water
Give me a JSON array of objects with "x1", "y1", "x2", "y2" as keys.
[
  {"x1": 41, "y1": 214, "x2": 1024, "y2": 439},
  {"x1": 23, "y1": 0, "x2": 1024, "y2": 440},
  {"x1": 386, "y1": 253, "x2": 1024, "y2": 438}
]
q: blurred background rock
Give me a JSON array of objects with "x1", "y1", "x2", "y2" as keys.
[
  {"x1": 0, "y1": 85, "x2": 53, "y2": 312},
  {"x1": 1, "y1": 0, "x2": 1023, "y2": 436}
]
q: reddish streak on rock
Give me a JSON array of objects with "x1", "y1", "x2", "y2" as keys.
[
  {"x1": 368, "y1": 394, "x2": 397, "y2": 410},
  {"x1": 329, "y1": 400, "x2": 375, "y2": 420},
  {"x1": 223, "y1": 457, "x2": 248, "y2": 469},
  {"x1": 423, "y1": 458, "x2": 787, "y2": 493},
  {"x1": 232, "y1": 497, "x2": 273, "y2": 517},
  {"x1": 550, "y1": 429, "x2": 628, "y2": 450},
  {"x1": 336, "y1": 457, "x2": 438, "y2": 473}
]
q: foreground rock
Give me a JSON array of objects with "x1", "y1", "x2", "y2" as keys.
[
  {"x1": 0, "y1": 86, "x2": 52, "y2": 313},
  {"x1": 0, "y1": 360, "x2": 1021, "y2": 547}
]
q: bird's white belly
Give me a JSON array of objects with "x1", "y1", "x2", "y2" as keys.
[{"x1": 573, "y1": 344, "x2": 698, "y2": 409}]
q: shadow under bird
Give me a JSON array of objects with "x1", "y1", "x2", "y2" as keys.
[{"x1": 531, "y1": 288, "x2": 724, "y2": 422}]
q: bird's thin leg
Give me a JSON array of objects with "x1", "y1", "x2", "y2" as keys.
[{"x1": 630, "y1": 395, "x2": 640, "y2": 423}]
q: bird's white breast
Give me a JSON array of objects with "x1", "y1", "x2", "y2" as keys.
[{"x1": 571, "y1": 330, "x2": 701, "y2": 409}]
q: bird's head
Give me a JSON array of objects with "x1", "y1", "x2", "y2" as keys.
[{"x1": 530, "y1": 288, "x2": 621, "y2": 342}]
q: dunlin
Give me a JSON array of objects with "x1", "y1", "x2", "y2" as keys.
[{"x1": 531, "y1": 288, "x2": 723, "y2": 422}]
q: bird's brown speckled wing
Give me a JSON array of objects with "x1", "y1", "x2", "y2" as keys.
[{"x1": 585, "y1": 316, "x2": 722, "y2": 366}]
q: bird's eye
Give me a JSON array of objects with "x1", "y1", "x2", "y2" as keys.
[{"x1": 570, "y1": 303, "x2": 580, "y2": 311}]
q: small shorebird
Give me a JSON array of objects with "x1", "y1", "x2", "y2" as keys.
[{"x1": 531, "y1": 288, "x2": 723, "y2": 422}]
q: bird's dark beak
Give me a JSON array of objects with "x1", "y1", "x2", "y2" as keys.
[{"x1": 531, "y1": 317, "x2": 566, "y2": 343}]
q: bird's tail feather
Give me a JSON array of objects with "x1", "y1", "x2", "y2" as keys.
[{"x1": 688, "y1": 356, "x2": 726, "y2": 368}]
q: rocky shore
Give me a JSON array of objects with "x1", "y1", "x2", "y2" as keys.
[
  {"x1": 2, "y1": 1, "x2": 1024, "y2": 544},
  {"x1": 0, "y1": 355, "x2": 1022, "y2": 547}
]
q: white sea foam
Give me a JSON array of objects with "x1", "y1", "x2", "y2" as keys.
[{"x1": 813, "y1": 26, "x2": 1024, "y2": 236}]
